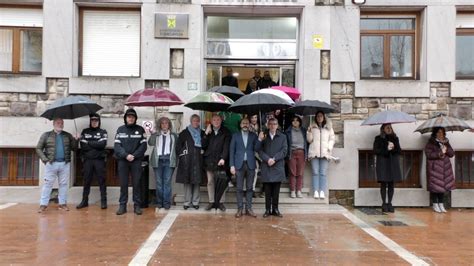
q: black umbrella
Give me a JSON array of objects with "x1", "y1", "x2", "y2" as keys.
[
  {"x1": 228, "y1": 93, "x2": 292, "y2": 115},
  {"x1": 210, "y1": 85, "x2": 244, "y2": 101},
  {"x1": 288, "y1": 100, "x2": 335, "y2": 115},
  {"x1": 40, "y1": 95, "x2": 103, "y2": 132},
  {"x1": 213, "y1": 169, "x2": 229, "y2": 210}
]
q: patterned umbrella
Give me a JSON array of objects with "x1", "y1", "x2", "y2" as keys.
[
  {"x1": 361, "y1": 110, "x2": 416, "y2": 126},
  {"x1": 414, "y1": 113, "x2": 472, "y2": 134},
  {"x1": 125, "y1": 88, "x2": 183, "y2": 107},
  {"x1": 184, "y1": 92, "x2": 234, "y2": 112},
  {"x1": 271, "y1": 86, "x2": 301, "y2": 101}
]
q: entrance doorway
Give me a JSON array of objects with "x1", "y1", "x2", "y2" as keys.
[{"x1": 206, "y1": 62, "x2": 296, "y2": 92}]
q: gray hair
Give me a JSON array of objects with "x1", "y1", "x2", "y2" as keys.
[
  {"x1": 190, "y1": 114, "x2": 200, "y2": 122},
  {"x1": 157, "y1": 116, "x2": 172, "y2": 131}
]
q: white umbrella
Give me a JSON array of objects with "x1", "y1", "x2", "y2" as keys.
[{"x1": 252, "y1": 88, "x2": 295, "y2": 105}]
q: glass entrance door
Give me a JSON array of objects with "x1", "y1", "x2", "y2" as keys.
[{"x1": 206, "y1": 63, "x2": 296, "y2": 92}]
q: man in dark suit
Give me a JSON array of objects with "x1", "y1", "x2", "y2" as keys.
[
  {"x1": 257, "y1": 118, "x2": 288, "y2": 218},
  {"x1": 221, "y1": 67, "x2": 239, "y2": 88},
  {"x1": 230, "y1": 117, "x2": 260, "y2": 218}
]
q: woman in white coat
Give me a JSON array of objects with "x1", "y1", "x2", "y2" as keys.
[{"x1": 307, "y1": 111, "x2": 335, "y2": 199}]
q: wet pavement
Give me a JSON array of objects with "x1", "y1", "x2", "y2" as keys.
[{"x1": 0, "y1": 203, "x2": 472, "y2": 265}]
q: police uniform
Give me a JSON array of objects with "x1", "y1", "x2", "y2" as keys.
[
  {"x1": 114, "y1": 108, "x2": 147, "y2": 215},
  {"x1": 77, "y1": 113, "x2": 108, "y2": 209}
]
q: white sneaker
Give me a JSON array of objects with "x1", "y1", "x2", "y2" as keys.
[
  {"x1": 290, "y1": 191, "x2": 296, "y2": 198},
  {"x1": 228, "y1": 181, "x2": 234, "y2": 188},
  {"x1": 433, "y1": 203, "x2": 441, "y2": 213},
  {"x1": 319, "y1": 191, "x2": 325, "y2": 199},
  {"x1": 313, "y1": 191, "x2": 319, "y2": 199},
  {"x1": 439, "y1": 203, "x2": 447, "y2": 213},
  {"x1": 296, "y1": 191, "x2": 303, "y2": 198}
]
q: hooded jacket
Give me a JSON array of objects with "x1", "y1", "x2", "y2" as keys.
[
  {"x1": 113, "y1": 109, "x2": 147, "y2": 160},
  {"x1": 80, "y1": 114, "x2": 108, "y2": 160}
]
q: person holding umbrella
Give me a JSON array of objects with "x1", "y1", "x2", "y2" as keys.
[
  {"x1": 114, "y1": 108, "x2": 147, "y2": 215},
  {"x1": 76, "y1": 113, "x2": 108, "y2": 210},
  {"x1": 373, "y1": 124, "x2": 402, "y2": 213},
  {"x1": 307, "y1": 111, "x2": 335, "y2": 199},
  {"x1": 257, "y1": 118, "x2": 288, "y2": 218},
  {"x1": 148, "y1": 116, "x2": 177, "y2": 211},
  {"x1": 202, "y1": 114, "x2": 231, "y2": 212},
  {"x1": 425, "y1": 127, "x2": 455, "y2": 213},
  {"x1": 36, "y1": 118, "x2": 78, "y2": 213},
  {"x1": 176, "y1": 114, "x2": 205, "y2": 210}
]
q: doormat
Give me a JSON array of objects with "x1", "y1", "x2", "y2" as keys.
[
  {"x1": 378, "y1": 220, "x2": 408, "y2": 226},
  {"x1": 357, "y1": 207, "x2": 386, "y2": 215}
]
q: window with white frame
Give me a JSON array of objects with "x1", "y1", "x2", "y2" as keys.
[
  {"x1": 456, "y1": 13, "x2": 474, "y2": 79},
  {"x1": 80, "y1": 9, "x2": 140, "y2": 77},
  {"x1": 0, "y1": 7, "x2": 43, "y2": 74},
  {"x1": 360, "y1": 14, "x2": 419, "y2": 79}
]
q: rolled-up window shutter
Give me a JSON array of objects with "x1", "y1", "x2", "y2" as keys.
[
  {"x1": 82, "y1": 10, "x2": 140, "y2": 77},
  {"x1": 0, "y1": 8, "x2": 43, "y2": 27}
]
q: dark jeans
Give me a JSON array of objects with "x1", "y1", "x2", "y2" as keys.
[
  {"x1": 118, "y1": 159, "x2": 142, "y2": 207},
  {"x1": 82, "y1": 159, "x2": 107, "y2": 200},
  {"x1": 236, "y1": 162, "x2": 255, "y2": 210},
  {"x1": 154, "y1": 158, "x2": 174, "y2": 209},
  {"x1": 264, "y1": 182, "x2": 281, "y2": 211},
  {"x1": 432, "y1": 192, "x2": 445, "y2": 204}
]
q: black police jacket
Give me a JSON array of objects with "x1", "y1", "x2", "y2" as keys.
[{"x1": 80, "y1": 127, "x2": 108, "y2": 160}]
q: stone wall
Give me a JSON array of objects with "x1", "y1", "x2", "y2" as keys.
[
  {"x1": 0, "y1": 78, "x2": 129, "y2": 118},
  {"x1": 330, "y1": 82, "x2": 474, "y2": 148}
]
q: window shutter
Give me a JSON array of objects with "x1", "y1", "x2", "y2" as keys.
[
  {"x1": 82, "y1": 10, "x2": 140, "y2": 77},
  {"x1": 0, "y1": 8, "x2": 43, "y2": 27}
]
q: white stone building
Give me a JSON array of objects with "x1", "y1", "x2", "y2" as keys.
[{"x1": 0, "y1": 0, "x2": 472, "y2": 207}]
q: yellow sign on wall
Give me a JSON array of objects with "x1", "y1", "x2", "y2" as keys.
[{"x1": 312, "y1": 34, "x2": 324, "y2": 49}]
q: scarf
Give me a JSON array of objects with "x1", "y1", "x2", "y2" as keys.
[{"x1": 187, "y1": 125, "x2": 201, "y2": 147}]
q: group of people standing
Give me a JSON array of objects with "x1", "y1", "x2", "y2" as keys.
[
  {"x1": 35, "y1": 107, "x2": 456, "y2": 216},
  {"x1": 221, "y1": 67, "x2": 279, "y2": 94}
]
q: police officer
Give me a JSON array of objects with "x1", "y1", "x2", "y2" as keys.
[
  {"x1": 76, "y1": 113, "x2": 108, "y2": 210},
  {"x1": 114, "y1": 108, "x2": 147, "y2": 215}
]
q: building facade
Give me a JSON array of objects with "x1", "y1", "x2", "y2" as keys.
[{"x1": 0, "y1": 0, "x2": 473, "y2": 207}]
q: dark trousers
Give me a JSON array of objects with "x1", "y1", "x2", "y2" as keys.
[
  {"x1": 380, "y1": 181, "x2": 394, "y2": 204},
  {"x1": 264, "y1": 182, "x2": 281, "y2": 211},
  {"x1": 432, "y1": 192, "x2": 445, "y2": 204},
  {"x1": 236, "y1": 162, "x2": 255, "y2": 210},
  {"x1": 82, "y1": 159, "x2": 107, "y2": 200},
  {"x1": 118, "y1": 159, "x2": 142, "y2": 207}
]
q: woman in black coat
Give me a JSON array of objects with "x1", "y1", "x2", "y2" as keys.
[
  {"x1": 373, "y1": 123, "x2": 402, "y2": 213},
  {"x1": 176, "y1": 114, "x2": 204, "y2": 210}
]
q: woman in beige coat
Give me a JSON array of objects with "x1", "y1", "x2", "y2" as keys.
[{"x1": 307, "y1": 111, "x2": 335, "y2": 199}]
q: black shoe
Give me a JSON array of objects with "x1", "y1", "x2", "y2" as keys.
[
  {"x1": 272, "y1": 209, "x2": 283, "y2": 217},
  {"x1": 263, "y1": 210, "x2": 271, "y2": 218},
  {"x1": 116, "y1": 205, "x2": 127, "y2": 215},
  {"x1": 76, "y1": 199, "x2": 88, "y2": 209},
  {"x1": 205, "y1": 203, "x2": 214, "y2": 211},
  {"x1": 101, "y1": 199, "x2": 107, "y2": 209},
  {"x1": 218, "y1": 203, "x2": 226, "y2": 212},
  {"x1": 183, "y1": 205, "x2": 189, "y2": 210},
  {"x1": 387, "y1": 203, "x2": 395, "y2": 213},
  {"x1": 193, "y1": 205, "x2": 199, "y2": 210},
  {"x1": 134, "y1": 206, "x2": 143, "y2": 215},
  {"x1": 235, "y1": 209, "x2": 243, "y2": 218},
  {"x1": 382, "y1": 203, "x2": 389, "y2": 213},
  {"x1": 246, "y1": 209, "x2": 257, "y2": 218}
]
